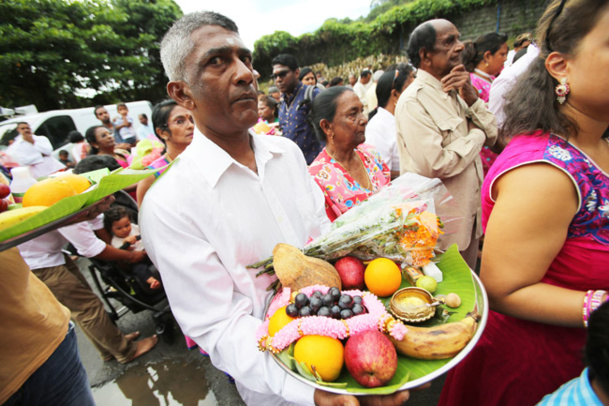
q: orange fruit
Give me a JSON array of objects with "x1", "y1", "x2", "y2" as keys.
[
  {"x1": 364, "y1": 258, "x2": 402, "y2": 297},
  {"x1": 22, "y1": 174, "x2": 91, "y2": 207},
  {"x1": 268, "y1": 306, "x2": 296, "y2": 337},
  {"x1": 294, "y1": 335, "x2": 344, "y2": 382}
]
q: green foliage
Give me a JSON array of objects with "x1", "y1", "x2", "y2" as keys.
[
  {"x1": 253, "y1": 0, "x2": 496, "y2": 79},
  {"x1": 0, "y1": 0, "x2": 182, "y2": 111}
]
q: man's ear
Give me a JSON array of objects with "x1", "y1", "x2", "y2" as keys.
[
  {"x1": 419, "y1": 48, "x2": 431, "y2": 68},
  {"x1": 167, "y1": 81, "x2": 195, "y2": 111},
  {"x1": 545, "y1": 51, "x2": 569, "y2": 83},
  {"x1": 294, "y1": 68, "x2": 300, "y2": 79}
]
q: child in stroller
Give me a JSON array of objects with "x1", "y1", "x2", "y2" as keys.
[{"x1": 103, "y1": 206, "x2": 162, "y2": 294}]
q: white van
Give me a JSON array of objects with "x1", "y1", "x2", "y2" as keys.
[{"x1": 0, "y1": 100, "x2": 153, "y2": 159}]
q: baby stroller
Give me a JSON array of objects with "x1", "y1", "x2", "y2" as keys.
[{"x1": 79, "y1": 190, "x2": 176, "y2": 343}]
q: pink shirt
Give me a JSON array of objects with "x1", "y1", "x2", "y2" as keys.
[{"x1": 308, "y1": 144, "x2": 390, "y2": 222}]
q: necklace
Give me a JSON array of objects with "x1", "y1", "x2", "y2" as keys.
[
  {"x1": 474, "y1": 69, "x2": 494, "y2": 83},
  {"x1": 326, "y1": 148, "x2": 373, "y2": 190}
]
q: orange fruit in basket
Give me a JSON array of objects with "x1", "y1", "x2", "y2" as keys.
[
  {"x1": 294, "y1": 335, "x2": 344, "y2": 381},
  {"x1": 268, "y1": 306, "x2": 296, "y2": 337},
  {"x1": 22, "y1": 174, "x2": 91, "y2": 207},
  {"x1": 364, "y1": 258, "x2": 402, "y2": 297}
]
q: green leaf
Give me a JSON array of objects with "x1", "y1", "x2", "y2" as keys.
[{"x1": 0, "y1": 166, "x2": 167, "y2": 243}]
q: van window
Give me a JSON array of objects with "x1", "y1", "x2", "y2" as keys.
[
  {"x1": 36, "y1": 116, "x2": 77, "y2": 149},
  {"x1": 0, "y1": 123, "x2": 18, "y2": 147}
]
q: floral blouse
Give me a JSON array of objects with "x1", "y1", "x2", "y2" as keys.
[{"x1": 308, "y1": 144, "x2": 391, "y2": 222}]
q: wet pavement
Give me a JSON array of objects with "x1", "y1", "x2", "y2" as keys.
[{"x1": 75, "y1": 257, "x2": 444, "y2": 405}]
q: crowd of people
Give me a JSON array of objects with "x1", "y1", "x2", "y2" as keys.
[{"x1": 2, "y1": 0, "x2": 609, "y2": 405}]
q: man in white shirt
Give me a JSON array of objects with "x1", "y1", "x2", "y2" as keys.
[
  {"x1": 6, "y1": 122, "x2": 65, "y2": 179},
  {"x1": 489, "y1": 43, "x2": 540, "y2": 128},
  {"x1": 140, "y1": 11, "x2": 412, "y2": 406},
  {"x1": 18, "y1": 215, "x2": 158, "y2": 364},
  {"x1": 353, "y1": 69, "x2": 373, "y2": 116},
  {"x1": 136, "y1": 113, "x2": 156, "y2": 142}
]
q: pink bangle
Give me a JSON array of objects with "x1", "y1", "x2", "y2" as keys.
[
  {"x1": 590, "y1": 290, "x2": 607, "y2": 313},
  {"x1": 582, "y1": 290, "x2": 594, "y2": 327}
]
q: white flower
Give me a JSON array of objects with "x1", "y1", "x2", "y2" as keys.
[
  {"x1": 586, "y1": 190, "x2": 598, "y2": 212},
  {"x1": 549, "y1": 146, "x2": 572, "y2": 161}
]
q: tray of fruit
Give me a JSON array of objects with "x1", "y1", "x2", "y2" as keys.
[
  {"x1": 0, "y1": 166, "x2": 168, "y2": 250},
  {"x1": 255, "y1": 243, "x2": 487, "y2": 395}
]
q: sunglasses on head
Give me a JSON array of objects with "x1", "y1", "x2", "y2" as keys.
[
  {"x1": 545, "y1": 0, "x2": 568, "y2": 52},
  {"x1": 271, "y1": 70, "x2": 290, "y2": 80}
]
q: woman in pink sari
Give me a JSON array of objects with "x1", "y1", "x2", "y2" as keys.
[
  {"x1": 439, "y1": 1, "x2": 609, "y2": 404},
  {"x1": 308, "y1": 86, "x2": 390, "y2": 222}
]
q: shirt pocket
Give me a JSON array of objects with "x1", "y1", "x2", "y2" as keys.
[
  {"x1": 436, "y1": 117, "x2": 464, "y2": 146},
  {"x1": 294, "y1": 193, "x2": 320, "y2": 238}
]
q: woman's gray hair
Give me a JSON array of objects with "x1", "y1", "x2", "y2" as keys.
[{"x1": 160, "y1": 11, "x2": 239, "y2": 82}]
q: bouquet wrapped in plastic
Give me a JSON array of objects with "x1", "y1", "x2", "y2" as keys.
[{"x1": 250, "y1": 173, "x2": 457, "y2": 280}]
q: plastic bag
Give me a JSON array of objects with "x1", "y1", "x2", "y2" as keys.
[{"x1": 303, "y1": 173, "x2": 455, "y2": 266}]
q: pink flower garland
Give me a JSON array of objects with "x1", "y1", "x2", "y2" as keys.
[{"x1": 257, "y1": 285, "x2": 408, "y2": 353}]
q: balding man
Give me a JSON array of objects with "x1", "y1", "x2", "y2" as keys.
[{"x1": 395, "y1": 19, "x2": 497, "y2": 269}]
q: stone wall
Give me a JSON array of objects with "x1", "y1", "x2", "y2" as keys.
[{"x1": 451, "y1": 0, "x2": 547, "y2": 42}]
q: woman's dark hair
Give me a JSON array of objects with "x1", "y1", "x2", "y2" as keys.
[
  {"x1": 68, "y1": 130, "x2": 84, "y2": 143},
  {"x1": 407, "y1": 22, "x2": 436, "y2": 69},
  {"x1": 84, "y1": 125, "x2": 105, "y2": 155},
  {"x1": 501, "y1": 0, "x2": 609, "y2": 140},
  {"x1": 461, "y1": 32, "x2": 508, "y2": 72},
  {"x1": 299, "y1": 67, "x2": 316, "y2": 83},
  {"x1": 103, "y1": 205, "x2": 132, "y2": 234},
  {"x1": 586, "y1": 300, "x2": 609, "y2": 397},
  {"x1": 74, "y1": 155, "x2": 121, "y2": 174},
  {"x1": 329, "y1": 77, "x2": 343, "y2": 87},
  {"x1": 151, "y1": 99, "x2": 178, "y2": 145},
  {"x1": 259, "y1": 95, "x2": 279, "y2": 119},
  {"x1": 376, "y1": 63, "x2": 415, "y2": 109},
  {"x1": 309, "y1": 86, "x2": 352, "y2": 143}
]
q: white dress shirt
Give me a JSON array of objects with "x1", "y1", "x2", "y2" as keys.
[
  {"x1": 488, "y1": 44, "x2": 540, "y2": 128},
  {"x1": 7, "y1": 135, "x2": 65, "y2": 179},
  {"x1": 139, "y1": 129, "x2": 330, "y2": 405},
  {"x1": 365, "y1": 107, "x2": 399, "y2": 172},
  {"x1": 18, "y1": 215, "x2": 106, "y2": 270}
]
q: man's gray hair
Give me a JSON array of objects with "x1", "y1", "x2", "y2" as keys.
[{"x1": 160, "y1": 11, "x2": 239, "y2": 82}]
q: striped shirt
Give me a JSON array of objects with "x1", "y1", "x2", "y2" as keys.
[{"x1": 537, "y1": 368, "x2": 603, "y2": 406}]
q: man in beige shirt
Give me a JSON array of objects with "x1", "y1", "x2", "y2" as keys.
[{"x1": 396, "y1": 19, "x2": 497, "y2": 269}]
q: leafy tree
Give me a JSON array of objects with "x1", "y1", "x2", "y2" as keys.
[{"x1": 0, "y1": 0, "x2": 181, "y2": 111}]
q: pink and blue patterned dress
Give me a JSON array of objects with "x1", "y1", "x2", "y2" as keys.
[
  {"x1": 308, "y1": 144, "x2": 391, "y2": 222},
  {"x1": 439, "y1": 131, "x2": 609, "y2": 406}
]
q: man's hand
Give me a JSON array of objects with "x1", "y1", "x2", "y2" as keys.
[
  {"x1": 467, "y1": 118, "x2": 481, "y2": 133},
  {"x1": 314, "y1": 388, "x2": 412, "y2": 406},
  {"x1": 128, "y1": 249, "x2": 147, "y2": 263},
  {"x1": 441, "y1": 65, "x2": 478, "y2": 107}
]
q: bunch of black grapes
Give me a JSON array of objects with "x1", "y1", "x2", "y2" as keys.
[{"x1": 285, "y1": 287, "x2": 367, "y2": 320}]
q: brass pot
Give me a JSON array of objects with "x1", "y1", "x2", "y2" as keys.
[{"x1": 389, "y1": 287, "x2": 438, "y2": 323}]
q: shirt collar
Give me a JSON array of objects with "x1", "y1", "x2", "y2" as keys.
[
  {"x1": 191, "y1": 126, "x2": 288, "y2": 188},
  {"x1": 282, "y1": 81, "x2": 304, "y2": 105}
]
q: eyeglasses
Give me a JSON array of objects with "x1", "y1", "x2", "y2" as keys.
[
  {"x1": 545, "y1": 0, "x2": 568, "y2": 52},
  {"x1": 271, "y1": 70, "x2": 290, "y2": 80}
]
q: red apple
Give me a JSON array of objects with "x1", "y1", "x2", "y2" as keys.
[
  {"x1": 344, "y1": 330, "x2": 398, "y2": 388},
  {"x1": 334, "y1": 256, "x2": 366, "y2": 290},
  {"x1": 0, "y1": 184, "x2": 9, "y2": 199},
  {"x1": 0, "y1": 199, "x2": 8, "y2": 213}
]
